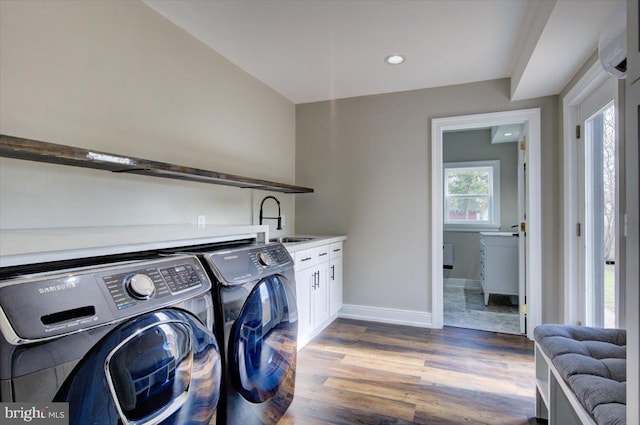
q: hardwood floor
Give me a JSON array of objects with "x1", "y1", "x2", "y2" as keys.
[{"x1": 279, "y1": 319, "x2": 545, "y2": 425}]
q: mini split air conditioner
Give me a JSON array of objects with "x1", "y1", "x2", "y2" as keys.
[{"x1": 598, "y1": 3, "x2": 626, "y2": 79}]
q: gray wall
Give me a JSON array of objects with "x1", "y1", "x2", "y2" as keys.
[
  {"x1": 296, "y1": 78, "x2": 559, "y2": 322},
  {"x1": 0, "y1": 0, "x2": 296, "y2": 237},
  {"x1": 443, "y1": 128, "x2": 518, "y2": 280}
]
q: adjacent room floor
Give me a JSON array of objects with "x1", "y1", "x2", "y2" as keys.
[
  {"x1": 279, "y1": 319, "x2": 542, "y2": 425},
  {"x1": 444, "y1": 286, "x2": 521, "y2": 335}
]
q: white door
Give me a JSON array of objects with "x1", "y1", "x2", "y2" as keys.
[
  {"x1": 517, "y1": 134, "x2": 527, "y2": 334},
  {"x1": 329, "y1": 256, "x2": 343, "y2": 316},
  {"x1": 577, "y1": 77, "x2": 617, "y2": 328},
  {"x1": 313, "y1": 262, "x2": 330, "y2": 326},
  {"x1": 295, "y1": 266, "x2": 314, "y2": 342}
]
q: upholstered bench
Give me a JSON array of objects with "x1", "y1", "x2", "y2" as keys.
[{"x1": 534, "y1": 325, "x2": 626, "y2": 425}]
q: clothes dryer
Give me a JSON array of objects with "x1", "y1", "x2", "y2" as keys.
[
  {"x1": 0, "y1": 254, "x2": 222, "y2": 425},
  {"x1": 179, "y1": 243, "x2": 297, "y2": 425}
]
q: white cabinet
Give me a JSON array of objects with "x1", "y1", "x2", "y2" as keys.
[
  {"x1": 314, "y1": 244, "x2": 330, "y2": 326},
  {"x1": 293, "y1": 245, "x2": 330, "y2": 348},
  {"x1": 329, "y1": 242, "x2": 343, "y2": 316},
  {"x1": 295, "y1": 265, "x2": 314, "y2": 341},
  {"x1": 291, "y1": 239, "x2": 344, "y2": 349},
  {"x1": 479, "y1": 232, "x2": 518, "y2": 305}
]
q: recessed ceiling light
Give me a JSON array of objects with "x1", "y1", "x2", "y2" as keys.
[
  {"x1": 504, "y1": 132, "x2": 513, "y2": 137},
  {"x1": 385, "y1": 54, "x2": 405, "y2": 65}
]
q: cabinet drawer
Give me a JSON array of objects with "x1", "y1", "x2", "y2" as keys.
[
  {"x1": 316, "y1": 245, "x2": 330, "y2": 262},
  {"x1": 329, "y1": 242, "x2": 343, "y2": 259},
  {"x1": 295, "y1": 248, "x2": 315, "y2": 270}
]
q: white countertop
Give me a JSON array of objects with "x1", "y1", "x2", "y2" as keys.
[
  {"x1": 275, "y1": 235, "x2": 347, "y2": 253},
  {"x1": 479, "y1": 231, "x2": 518, "y2": 237},
  {"x1": 0, "y1": 224, "x2": 269, "y2": 267}
]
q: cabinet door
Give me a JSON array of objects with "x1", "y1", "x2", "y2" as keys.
[
  {"x1": 485, "y1": 237, "x2": 518, "y2": 295},
  {"x1": 295, "y1": 267, "x2": 314, "y2": 343},
  {"x1": 329, "y1": 256, "x2": 343, "y2": 316},
  {"x1": 314, "y1": 261, "x2": 330, "y2": 327}
]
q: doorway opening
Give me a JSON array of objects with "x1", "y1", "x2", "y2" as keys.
[
  {"x1": 442, "y1": 129, "x2": 522, "y2": 334},
  {"x1": 431, "y1": 109, "x2": 542, "y2": 339}
]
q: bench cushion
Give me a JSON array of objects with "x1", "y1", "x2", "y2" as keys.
[{"x1": 534, "y1": 325, "x2": 626, "y2": 425}]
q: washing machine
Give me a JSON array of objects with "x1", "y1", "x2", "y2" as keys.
[
  {"x1": 0, "y1": 254, "x2": 222, "y2": 425},
  {"x1": 178, "y1": 242, "x2": 297, "y2": 425}
]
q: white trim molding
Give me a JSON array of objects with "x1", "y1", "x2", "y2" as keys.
[
  {"x1": 562, "y1": 61, "x2": 611, "y2": 326},
  {"x1": 339, "y1": 304, "x2": 433, "y2": 328},
  {"x1": 432, "y1": 108, "x2": 542, "y2": 339}
]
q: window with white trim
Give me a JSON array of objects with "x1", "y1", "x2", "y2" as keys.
[{"x1": 444, "y1": 160, "x2": 500, "y2": 231}]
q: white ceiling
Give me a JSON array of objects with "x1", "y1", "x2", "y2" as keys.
[
  {"x1": 491, "y1": 125, "x2": 523, "y2": 144},
  {"x1": 144, "y1": 0, "x2": 623, "y2": 104}
]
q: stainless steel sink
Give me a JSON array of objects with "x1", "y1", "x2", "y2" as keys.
[{"x1": 269, "y1": 236, "x2": 314, "y2": 243}]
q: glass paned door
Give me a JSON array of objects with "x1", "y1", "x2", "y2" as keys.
[{"x1": 579, "y1": 79, "x2": 617, "y2": 328}]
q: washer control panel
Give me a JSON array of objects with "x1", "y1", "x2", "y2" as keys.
[
  {"x1": 160, "y1": 263, "x2": 205, "y2": 293},
  {"x1": 256, "y1": 251, "x2": 271, "y2": 267},
  {"x1": 103, "y1": 267, "x2": 169, "y2": 310},
  {"x1": 0, "y1": 255, "x2": 212, "y2": 342},
  {"x1": 101, "y1": 258, "x2": 208, "y2": 310},
  {"x1": 127, "y1": 274, "x2": 156, "y2": 299}
]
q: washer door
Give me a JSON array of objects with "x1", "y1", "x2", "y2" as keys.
[
  {"x1": 230, "y1": 275, "x2": 297, "y2": 403},
  {"x1": 56, "y1": 309, "x2": 221, "y2": 425}
]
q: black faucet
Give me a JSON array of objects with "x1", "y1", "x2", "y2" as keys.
[{"x1": 259, "y1": 196, "x2": 282, "y2": 230}]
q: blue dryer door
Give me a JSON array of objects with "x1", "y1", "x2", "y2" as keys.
[
  {"x1": 230, "y1": 275, "x2": 297, "y2": 403},
  {"x1": 56, "y1": 309, "x2": 221, "y2": 425}
]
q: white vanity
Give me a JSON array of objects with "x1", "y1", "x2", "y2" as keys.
[{"x1": 479, "y1": 232, "x2": 518, "y2": 305}]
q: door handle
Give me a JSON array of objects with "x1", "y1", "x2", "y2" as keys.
[{"x1": 331, "y1": 265, "x2": 335, "y2": 280}]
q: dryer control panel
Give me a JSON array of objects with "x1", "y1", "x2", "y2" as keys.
[
  {"x1": 0, "y1": 255, "x2": 211, "y2": 344},
  {"x1": 206, "y1": 243, "x2": 293, "y2": 285}
]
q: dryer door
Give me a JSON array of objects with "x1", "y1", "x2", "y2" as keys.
[
  {"x1": 229, "y1": 274, "x2": 297, "y2": 403},
  {"x1": 56, "y1": 309, "x2": 221, "y2": 425}
]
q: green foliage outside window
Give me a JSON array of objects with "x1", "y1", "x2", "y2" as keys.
[{"x1": 446, "y1": 168, "x2": 491, "y2": 222}]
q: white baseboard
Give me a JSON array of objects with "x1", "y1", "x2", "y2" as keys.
[
  {"x1": 338, "y1": 304, "x2": 434, "y2": 328},
  {"x1": 444, "y1": 278, "x2": 481, "y2": 290}
]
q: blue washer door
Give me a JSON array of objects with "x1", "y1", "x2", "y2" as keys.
[
  {"x1": 56, "y1": 309, "x2": 221, "y2": 425},
  {"x1": 230, "y1": 275, "x2": 297, "y2": 404}
]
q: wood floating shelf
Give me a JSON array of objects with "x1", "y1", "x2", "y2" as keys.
[{"x1": 0, "y1": 134, "x2": 314, "y2": 194}]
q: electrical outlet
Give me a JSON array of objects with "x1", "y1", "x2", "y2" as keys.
[{"x1": 197, "y1": 215, "x2": 206, "y2": 227}]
